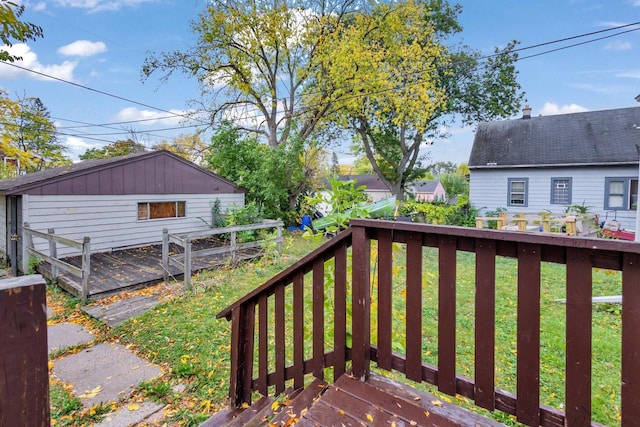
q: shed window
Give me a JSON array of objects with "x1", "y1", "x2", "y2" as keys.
[
  {"x1": 551, "y1": 178, "x2": 572, "y2": 205},
  {"x1": 138, "y1": 201, "x2": 186, "y2": 220},
  {"x1": 605, "y1": 178, "x2": 638, "y2": 210},
  {"x1": 508, "y1": 178, "x2": 528, "y2": 207}
]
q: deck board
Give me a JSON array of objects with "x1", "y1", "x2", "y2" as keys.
[
  {"x1": 299, "y1": 373, "x2": 505, "y2": 427},
  {"x1": 37, "y1": 239, "x2": 261, "y2": 299}
]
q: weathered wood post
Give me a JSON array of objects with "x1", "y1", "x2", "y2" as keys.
[
  {"x1": 162, "y1": 228, "x2": 169, "y2": 284},
  {"x1": 231, "y1": 230, "x2": 237, "y2": 263},
  {"x1": 0, "y1": 275, "x2": 50, "y2": 427},
  {"x1": 81, "y1": 236, "x2": 91, "y2": 302},
  {"x1": 351, "y1": 224, "x2": 371, "y2": 381},
  {"x1": 48, "y1": 228, "x2": 59, "y2": 279},
  {"x1": 24, "y1": 222, "x2": 34, "y2": 273},
  {"x1": 276, "y1": 223, "x2": 282, "y2": 254},
  {"x1": 184, "y1": 238, "x2": 192, "y2": 290}
]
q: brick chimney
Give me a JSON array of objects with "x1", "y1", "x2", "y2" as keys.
[{"x1": 522, "y1": 104, "x2": 532, "y2": 119}]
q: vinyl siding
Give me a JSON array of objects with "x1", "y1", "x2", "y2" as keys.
[
  {"x1": 21, "y1": 193, "x2": 244, "y2": 262},
  {"x1": 470, "y1": 165, "x2": 638, "y2": 230}
]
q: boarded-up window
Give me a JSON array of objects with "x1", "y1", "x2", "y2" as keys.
[{"x1": 137, "y1": 201, "x2": 186, "y2": 220}]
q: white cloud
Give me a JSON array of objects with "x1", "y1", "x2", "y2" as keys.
[
  {"x1": 539, "y1": 102, "x2": 589, "y2": 116},
  {"x1": 604, "y1": 40, "x2": 632, "y2": 51},
  {"x1": 58, "y1": 40, "x2": 107, "y2": 57},
  {"x1": 53, "y1": 0, "x2": 159, "y2": 12},
  {"x1": 62, "y1": 136, "x2": 94, "y2": 161},
  {"x1": 29, "y1": 2, "x2": 47, "y2": 11},
  {"x1": 616, "y1": 69, "x2": 640, "y2": 79},
  {"x1": 0, "y1": 44, "x2": 77, "y2": 81},
  {"x1": 114, "y1": 107, "x2": 192, "y2": 126}
]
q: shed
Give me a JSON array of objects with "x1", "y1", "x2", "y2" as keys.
[
  {"x1": 409, "y1": 180, "x2": 447, "y2": 202},
  {"x1": 0, "y1": 150, "x2": 246, "y2": 274}
]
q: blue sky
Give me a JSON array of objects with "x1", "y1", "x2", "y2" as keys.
[{"x1": 1, "y1": 0, "x2": 639, "y2": 165}]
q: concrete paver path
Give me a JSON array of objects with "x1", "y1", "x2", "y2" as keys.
[
  {"x1": 48, "y1": 322, "x2": 95, "y2": 354},
  {"x1": 52, "y1": 342, "x2": 163, "y2": 408}
]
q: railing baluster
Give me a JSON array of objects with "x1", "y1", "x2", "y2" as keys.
[
  {"x1": 352, "y1": 225, "x2": 371, "y2": 381},
  {"x1": 377, "y1": 229, "x2": 393, "y2": 372},
  {"x1": 313, "y1": 258, "x2": 325, "y2": 380},
  {"x1": 406, "y1": 231, "x2": 423, "y2": 383},
  {"x1": 257, "y1": 294, "x2": 268, "y2": 396},
  {"x1": 516, "y1": 243, "x2": 541, "y2": 425},
  {"x1": 275, "y1": 284, "x2": 286, "y2": 394},
  {"x1": 565, "y1": 247, "x2": 592, "y2": 425},
  {"x1": 438, "y1": 236, "x2": 457, "y2": 395},
  {"x1": 293, "y1": 273, "x2": 305, "y2": 389},
  {"x1": 334, "y1": 242, "x2": 348, "y2": 380},
  {"x1": 622, "y1": 252, "x2": 640, "y2": 424},
  {"x1": 475, "y1": 239, "x2": 496, "y2": 410}
]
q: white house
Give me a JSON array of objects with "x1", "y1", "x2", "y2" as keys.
[
  {"x1": 469, "y1": 106, "x2": 640, "y2": 231},
  {"x1": 0, "y1": 150, "x2": 246, "y2": 274}
]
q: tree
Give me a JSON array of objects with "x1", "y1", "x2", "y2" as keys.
[
  {"x1": 152, "y1": 133, "x2": 208, "y2": 164},
  {"x1": 142, "y1": 0, "x2": 363, "y2": 148},
  {"x1": 0, "y1": 1, "x2": 43, "y2": 62},
  {"x1": 0, "y1": 92, "x2": 69, "y2": 173},
  {"x1": 318, "y1": 0, "x2": 523, "y2": 199},
  {"x1": 79, "y1": 139, "x2": 146, "y2": 160},
  {"x1": 206, "y1": 123, "x2": 326, "y2": 223}
]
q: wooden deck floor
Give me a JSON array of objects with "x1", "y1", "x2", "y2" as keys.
[
  {"x1": 38, "y1": 239, "x2": 260, "y2": 300},
  {"x1": 296, "y1": 372, "x2": 503, "y2": 426}
]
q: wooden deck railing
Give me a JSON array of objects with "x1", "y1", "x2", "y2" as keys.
[
  {"x1": 23, "y1": 223, "x2": 92, "y2": 301},
  {"x1": 217, "y1": 219, "x2": 640, "y2": 426}
]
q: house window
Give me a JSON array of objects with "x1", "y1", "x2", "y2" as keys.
[
  {"x1": 137, "y1": 201, "x2": 186, "y2": 220},
  {"x1": 604, "y1": 178, "x2": 638, "y2": 210},
  {"x1": 551, "y1": 178, "x2": 572, "y2": 205},
  {"x1": 508, "y1": 178, "x2": 528, "y2": 207}
]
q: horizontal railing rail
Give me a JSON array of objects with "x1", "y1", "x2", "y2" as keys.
[{"x1": 219, "y1": 218, "x2": 640, "y2": 426}]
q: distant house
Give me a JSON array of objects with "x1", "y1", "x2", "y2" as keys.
[
  {"x1": 336, "y1": 175, "x2": 392, "y2": 202},
  {"x1": 0, "y1": 150, "x2": 246, "y2": 274},
  {"x1": 469, "y1": 106, "x2": 640, "y2": 231},
  {"x1": 409, "y1": 180, "x2": 446, "y2": 202}
]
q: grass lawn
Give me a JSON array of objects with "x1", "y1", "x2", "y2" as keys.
[{"x1": 47, "y1": 231, "x2": 623, "y2": 426}]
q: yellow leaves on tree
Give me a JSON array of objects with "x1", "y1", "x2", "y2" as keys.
[{"x1": 315, "y1": 0, "x2": 450, "y2": 134}]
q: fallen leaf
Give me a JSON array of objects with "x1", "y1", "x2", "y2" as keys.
[
  {"x1": 128, "y1": 403, "x2": 140, "y2": 411},
  {"x1": 431, "y1": 400, "x2": 443, "y2": 407},
  {"x1": 425, "y1": 410, "x2": 430, "y2": 417},
  {"x1": 366, "y1": 413, "x2": 374, "y2": 422},
  {"x1": 241, "y1": 402, "x2": 250, "y2": 409},
  {"x1": 78, "y1": 385, "x2": 102, "y2": 399}
]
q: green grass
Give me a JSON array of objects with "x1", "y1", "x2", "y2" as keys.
[{"x1": 48, "y1": 231, "x2": 623, "y2": 426}]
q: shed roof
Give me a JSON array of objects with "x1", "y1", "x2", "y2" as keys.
[
  {"x1": 469, "y1": 106, "x2": 640, "y2": 169},
  {"x1": 411, "y1": 180, "x2": 442, "y2": 193},
  {"x1": 0, "y1": 150, "x2": 246, "y2": 196}
]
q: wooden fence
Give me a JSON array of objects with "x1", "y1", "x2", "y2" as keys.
[
  {"x1": 23, "y1": 223, "x2": 92, "y2": 301},
  {"x1": 0, "y1": 274, "x2": 49, "y2": 427},
  {"x1": 475, "y1": 212, "x2": 600, "y2": 236},
  {"x1": 163, "y1": 220, "x2": 284, "y2": 289}
]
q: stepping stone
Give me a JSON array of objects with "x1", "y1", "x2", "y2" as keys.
[
  {"x1": 48, "y1": 322, "x2": 95, "y2": 353},
  {"x1": 94, "y1": 401, "x2": 165, "y2": 427},
  {"x1": 52, "y1": 342, "x2": 162, "y2": 408}
]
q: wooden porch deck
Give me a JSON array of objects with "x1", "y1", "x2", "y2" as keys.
[
  {"x1": 37, "y1": 239, "x2": 259, "y2": 300},
  {"x1": 205, "y1": 371, "x2": 503, "y2": 426}
]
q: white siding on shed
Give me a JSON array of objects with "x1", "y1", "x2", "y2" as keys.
[
  {"x1": 21, "y1": 193, "x2": 244, "y2": 260},
  {"x1": 470, "y1": 166, "x2": 638, "y2": 230}
]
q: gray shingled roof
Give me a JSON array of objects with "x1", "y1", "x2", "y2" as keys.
[
  {"x1": 469, "y1": 106, "x2": 640, "y2": 168},
  {"x1": 336, "y1": 175, "x2": 390, "y2": 191},
  {"x1": 411, "y1": 180, "x2": 441, "y2": 193}
]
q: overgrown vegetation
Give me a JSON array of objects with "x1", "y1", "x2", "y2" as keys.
[{"x1": 397, "y1": 195, "x2": 478, "y2": 227}]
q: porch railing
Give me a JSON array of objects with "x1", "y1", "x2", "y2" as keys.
[{"x1": 217, "y1": 219, "x2": 640, "y2": 426}]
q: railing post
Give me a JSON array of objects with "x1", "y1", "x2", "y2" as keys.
[
  {"x1": 351, "y1": 224, "x2": 371, "y2": 381},
  {"x1": 48, "y1": 228, "x2": 59, "y2": 279},
  {"x1": 0, "y1": 275, "x2": 50, "y2": 427},
  {"x1": 228, "y1": 304, "x2": 256, "y2": 407},
  {"x1": 184, "y1": 238, "x2": 192, "y2": 290},
  {"x1": 231, "y1": 230, "x2": 237, "y2": 263},
  {"x1": 162, "y1": 228, "x2": 169, "y2": 284},
  {"x1": 276, "y1": 223, "x2": 282, "y2": 254},
  {"x1": 23, "y1": 222, "x2": 34, "y2": 273},
  {"x1": 81, "y1": 237, "x2": 91, "y2": 302}
]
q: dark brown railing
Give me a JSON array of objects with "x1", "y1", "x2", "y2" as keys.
[{"x1": 217, "y1": 219, "x2": 640, "y2": 426}]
